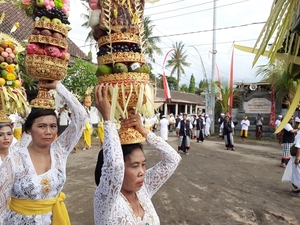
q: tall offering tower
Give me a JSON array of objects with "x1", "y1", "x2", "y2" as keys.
[
  {"x1": 19, "y1": 0, "x2": 71, "y2": 109},
  {"x1": 89, "y1": 0, "x2": 155, "y2": 144}
]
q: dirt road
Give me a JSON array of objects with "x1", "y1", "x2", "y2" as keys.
[{"x1": 63, "y1": 134, "x2": 300, "y2": 225}]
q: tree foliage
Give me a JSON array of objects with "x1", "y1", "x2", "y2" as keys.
[
  {"x1": 80, "y1": 2, "x2": 96, "y2": 49},
  {"x1": 256, "y1": 60, "x2": 296, "y2": 108},
  {"x1": 156, "y1": 74, "x2": 177, "y2": 91},
  {"x1": 165, "y1": 42, "x2": 191, "y2": 91},
  {"x1": 143, "y1": 17, "x2": 162, "y2": 62},
  {"x1": 62, "y1": 58, "x2": 98, "y2": 102},
  {"x1": 188, "y1": 74, "x2": 195, "y2": 93},
  {"x1": 17, "y1": 53, "x2": 37, "y2": 91},
  {"x1": 180, "y1": 84, "x2": 188, "y2": 92}
]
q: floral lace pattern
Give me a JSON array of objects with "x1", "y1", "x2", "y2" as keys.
[
  {"x1": 94, "y1": 122, "x2": 181, "y2": 225},
  {"x1": 0, "y1": 133, "x2": 32, "y2": 166},
  {"x1": 0, "y1": 83, "x2": 87, "y2": 225}
]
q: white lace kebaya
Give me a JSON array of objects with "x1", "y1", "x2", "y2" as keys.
[
  {"x1": 0, "y1": 133, "x2": 32, "y2": 166},
  {"x1": 94, "y1": 121, "x2": 181, "y2": 225},
  {"x1": 0, "y1": 83, "x2": 87, "y2": 225}
]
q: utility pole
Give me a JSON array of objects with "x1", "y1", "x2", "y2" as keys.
[{"x1": 210, "y1": 0, "x2": 217, "y2": 134}]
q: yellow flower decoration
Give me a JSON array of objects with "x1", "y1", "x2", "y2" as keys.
[
  {"x1": 6, "y1": 40, "x2": 11, "y2": 45},
  {"x1": 41, "y1": 177, "x2": 51, "y2": 186},
  {"x1": 43, "y1": 185, "x2": 51, "y2": 193},
  {"x1": 6, "y1": 65, "x2": 14, "y2": 73},
  {"x1": 6, "y1": 73, "x2": 16, "y2": 81},
  {"x1": 15, "y1": 22, "x2": 20, "y2": 28}
]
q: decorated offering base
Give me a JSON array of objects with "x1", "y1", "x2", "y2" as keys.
[
  {"x1": 118, "y1": 127, "x2": 145, "y2": 145},
  {"x1": 30, "y1": 81, "x2": 55, "y2": 109}
]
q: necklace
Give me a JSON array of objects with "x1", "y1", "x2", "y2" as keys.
[{"x1": 120, "y1": 192, "x2": 155, "y2": 225}]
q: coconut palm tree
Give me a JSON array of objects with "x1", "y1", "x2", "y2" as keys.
[
  {"x1": 80, "y1": 2, "x2": 96, "y2": 50},
  {"x1": 165, "y1": 41, "x2": 191, "y2": 91},
  {"x1": 256, "y1": 60, "x2": 297, "y2": 108},
  {"x1": 143, "y1": 16, "x2": 162, "y2": 62}
]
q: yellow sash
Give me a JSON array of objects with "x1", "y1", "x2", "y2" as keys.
[{"x1": 8, "y1": 192, "x2": 70, "y2": 225}]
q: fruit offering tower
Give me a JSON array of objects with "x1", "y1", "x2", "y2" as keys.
[
  {"x1": 20, "y1": 0, "x2": 71, "y2": 109},
  {"x1": 0, "y1": 20, "x2": 30, "y2": 115},
  {"x1": 89, "y1": 0, "x2": 155, "y2": 144}
]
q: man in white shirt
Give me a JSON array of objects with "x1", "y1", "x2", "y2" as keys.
[
  {"x1": 204, "y1": 114, "x2": 211, "y2": 137},
  {"x1": 276, "y1": 115, "x2": 283, "y2": 145},
  {"x1": 240, "y1": 115, "x2": 250, "y2": 141},
  {"x1": 159, "y1": 115, "x2": 169, "y2": 141},
  {"x1": 168, "y1": 113, "x2": 176, "y2": 135},
  {"x1": 58, "y1": 104, "x2": 70, "y2": 136}
]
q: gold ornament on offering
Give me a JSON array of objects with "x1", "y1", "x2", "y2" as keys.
[
  {"x1": 21, "y1": 0, "x2": 71, "y2": 109},
  {"x1": 0, "y1": 109, "x2": 12, "y2": 123},
  {"x1": 91, "y1": 0, "x2": 155, "y2": 144},
  {"x1": 84, "y1": 86, "x2": 94, "y2": 107},
  {"x1": 0, "y1": 21, "x2": 30, "y2": 115}
]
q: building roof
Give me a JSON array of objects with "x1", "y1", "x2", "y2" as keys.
[
  {"x1": 0, "y1": 3, "x2": 90, "y2": 61},
  {"x1": 155, "y1": 89, "x2": 205, "y2": 106}
]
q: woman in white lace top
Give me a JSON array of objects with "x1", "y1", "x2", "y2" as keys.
[
  {"x1": 0, "y1": 113, "x2": 31, "y2": 166},
  {"x1": 0, "y1": 81, "x2": 87, "y2": 225},
  {"x1": 94, "y1": 84, "x2": 181, "y2": 225}
]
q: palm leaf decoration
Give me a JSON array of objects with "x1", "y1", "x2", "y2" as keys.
[{"x1": 253, "y1": 0, "x2": 299, "y2": 68}]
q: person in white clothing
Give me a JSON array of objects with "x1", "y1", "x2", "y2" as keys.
[
  {"x1": 0, "y1": 111, "x2": 31, "y2": 167},
  {"x1": 240, "y1": 115, "x2": 250, "y2": 141},
  {"x1": 58, "y1": 104, "x2": 70, "y2": 136},
  {"x1": 168, "y1": 113, "x2": 176, "y2": 135},
  {"x1": 282, "y1": 117, "x2": 300, "y2": 195},
  {"x1": 0, "y1": 81, "x2": 87, "y2": 225},
  {"x1": 93, "y1": 84, "x2": 181, "y2": 225},
  {"x1": 159, "y1": 115, "x2": 169, "y2": 141},
  {"x1": 204, "y1": 114, "x2": 211, "y2": 137},
  {"x1": 276, "y1": 115, "x2": 283, "y2": 145}
]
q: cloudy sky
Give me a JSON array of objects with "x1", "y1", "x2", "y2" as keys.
[{"x1": 68, "y1": 0, "x2": 275, "y2": 87}]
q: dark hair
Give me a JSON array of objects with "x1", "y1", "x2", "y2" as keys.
[
  {"x1": 0, "y1": 123, "x2": 13, "y2": 130},
  {"x1": 24, "y1": 108, "x2": 58, "y2": 133},
  {"x1": 94, "y1": 143, "x2": 143, "y2": 186}
]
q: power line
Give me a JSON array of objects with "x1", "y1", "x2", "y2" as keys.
[
  {"x1": 152, "y1": 21, "x2": 265, "y2": 38},
  {"x1": 145, "y1": 1, "x2": 217, "y2": 17},
  {"x1": 158, "y1": 39, "x2": 257, "y2": 48},
  {"x1": 149, "y1": 0, "x2": 249, "y2": 21},
  {"x1": 145, "y1": 0, "x2": 184, "y2": 9}
]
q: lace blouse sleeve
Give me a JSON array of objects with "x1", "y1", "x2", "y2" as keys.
[
  {"x1": 9, "y1": 133, "x2": 32, "y2": 153},
  {"x1": 94, "y1": 121, "x2": 124, "y2": 223},
  {"x1": 144, "y1": 132, "x2": 181, "y2": 198},
  {"x1": 0, "y1": 155, "x2": 15, "y2": 224},
  {"x1": 55, "y1": 83, "x2": 87, "y2": 155}
]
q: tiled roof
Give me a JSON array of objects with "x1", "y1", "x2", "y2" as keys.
[
  {"x1": 155, "y1": 89, "x2": 205, "y2": 105},
  {"x1": 0, "y1": 3, "x2": 90, "y2": 61}
]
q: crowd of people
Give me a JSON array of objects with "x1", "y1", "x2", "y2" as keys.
[
  {"x1": 3, "y1": 78, "x2": 300, "y2": 223},
  {"x1": 0, "y1": 82, "x2": 181, "y2": 224}
]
